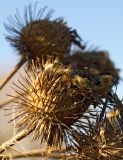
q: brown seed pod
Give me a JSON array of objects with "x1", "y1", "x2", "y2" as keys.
[
  {"x1": 1, "y1": 3, "x2": 85, "y2": 90},
  {"x1": 5, "y1": 4, "x2": 84, "y2": 59},
  {"x1": 61, "y1": 50, "x2": 120, "y2": 84}
]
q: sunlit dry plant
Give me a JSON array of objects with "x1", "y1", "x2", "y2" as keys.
[
  {"x1": 8, "y1": 58, "x2": 90, "y2": 149},
  {"x1": 0, "y1": 2, "x2": 85, "y2": 90},
  {"x1": 6, "y1": 57, "x2": 114, "y2": 150},
  {"x1": 1, "y1": 2, "x2": 123, "y2": 160}
]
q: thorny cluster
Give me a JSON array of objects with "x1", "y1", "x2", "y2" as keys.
[{"x1": 0, "y1": 3, "x2": 123, "y2": 160}]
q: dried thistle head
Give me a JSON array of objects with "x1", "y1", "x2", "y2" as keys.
[
  {"x1": 5, "y1": 3, "x2": 85, "y2": 65},
  {"x1": 1, "y1": 3, "x2": 85, "y2": 90},
  {"x1": 9, "y1": 58, "x2": 92, "y2": 148},
  {"x1": 9, "y1": 57, "x2": 114, "y2": 149},
  {"x1": 62, "y1": 50, "x2": 120, "y2": 84}
]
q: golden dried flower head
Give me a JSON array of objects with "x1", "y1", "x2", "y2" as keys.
[
  {"x1": 5, "y1": 3, "x2": 85, "y2": 64},
  {"x1": 10, "y1": 58, "x2": 92, "y2": 148},
  {"x1": 9, "y1": 58, "x2": 114, "y2": 149}
]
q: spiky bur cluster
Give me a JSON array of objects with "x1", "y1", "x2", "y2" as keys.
[
  {"x1": 9, "y1": 58, "x2": 115, "y2": 150},
  {"x1": 5, "y1": 3, "x2": 85, "y2": 65},
  {"x1": 62, "y1": 51, "x2": 120, "y2": 84},
  {"x1": 0, "y1": 3, "x2": 85, "y2": 90}
]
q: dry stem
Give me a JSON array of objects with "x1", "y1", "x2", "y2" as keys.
[
  {"x1": 0, "y1": 128, "x2": 34, "y2": 154},
  {"x1": 0, "y1": 58, "x2": 25, "y2": 90},
  {"x1": 0, "y1": 148, "x2": 70, "y2": 159}
]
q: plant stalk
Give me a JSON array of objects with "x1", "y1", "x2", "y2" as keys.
[
  {"x1": 0, "y1": 58, "x2": 26, "y2": 90},
  {"x1": 0, "y1": 127, "x2": 34, "y2": 154}
]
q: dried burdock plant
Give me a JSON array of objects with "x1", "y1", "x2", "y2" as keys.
[
  {"x1": 4, "y1": 58, "x2": 114, "y2": 151},
  {"x1": 0, "y1": 2, "x2": 85, "y2": 90},
  {"x1": 62, "y1": 50, "x2": 120, "y2": 84},
  {"x1": 62, "y1": 91, "x2": 123, "y2": 160},
  {"x1": 7, "y1": 58, "x2": 90, "y2": 149},
  {"x1": 1, "y1": 88, "x2": 123, "y2": 159},
  {"x1": 69, "y1": 115, "x2": 123, "y2": 160},
  {"x1": 1, "y1": 3, "x2": 123, "y2": 160}
]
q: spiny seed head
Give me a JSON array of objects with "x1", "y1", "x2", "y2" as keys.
[
  {"x1": 11, "y1": 59, "x2": 92, "y2": 148},
  {"x1": 5, "y1": 3, "x2": 85, "y2": 65},
  {"x1": 10, "y1": 58, "x2": 114, "y2": 148}
]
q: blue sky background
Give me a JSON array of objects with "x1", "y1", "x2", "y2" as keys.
[{"x1": 0, "y1": 0, "x2": 123, "y2": 97}]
